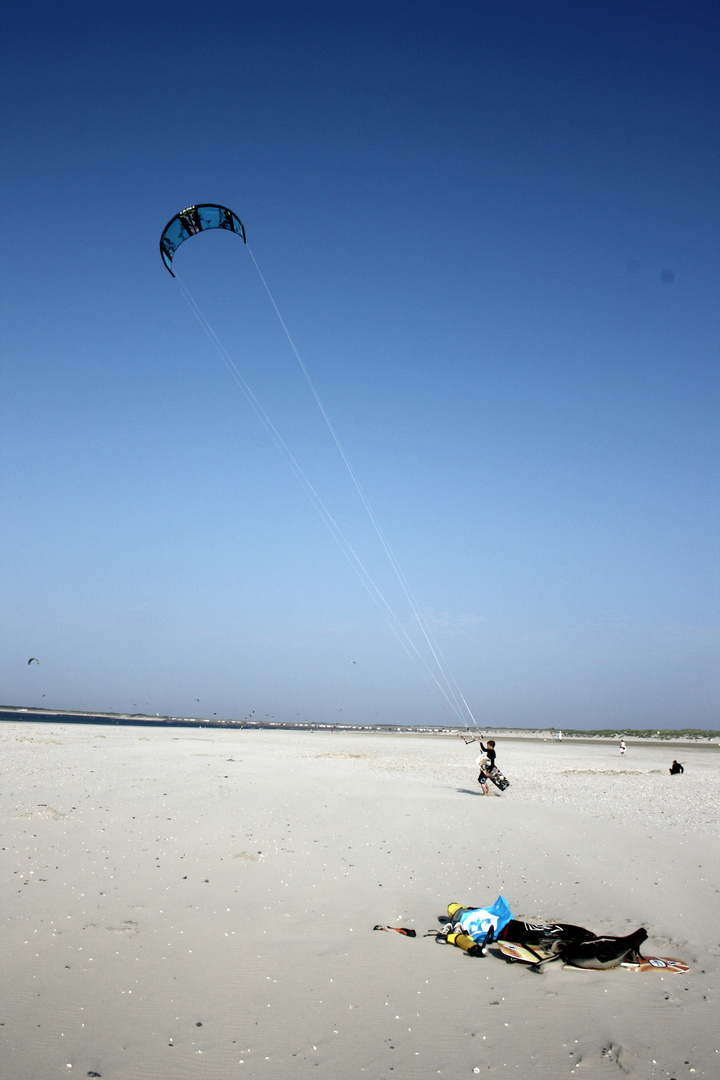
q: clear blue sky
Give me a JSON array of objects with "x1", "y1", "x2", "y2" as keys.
[{"x1": 2, "y1": 1, "x2": 718, "y2": 728}]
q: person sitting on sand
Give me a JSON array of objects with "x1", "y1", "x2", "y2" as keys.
[{"x1": 669, "y1": 760, "x2": 684, "y2": 775}]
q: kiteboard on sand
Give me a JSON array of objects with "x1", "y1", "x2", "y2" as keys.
[
  {"x1": 496, "y1": 941, "x2": 688, "y2": 972},
  {"x1": 621, "y1": 956, "x2": 690, "y2": 973}
]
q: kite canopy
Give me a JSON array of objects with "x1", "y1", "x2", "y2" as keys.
[{"x1": 160, "y1": 204, "x2": 246, "y2": 276}]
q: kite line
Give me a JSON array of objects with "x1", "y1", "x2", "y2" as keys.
[{"x1": 162, "y1": 205, "x2": 480, "y2": 732}]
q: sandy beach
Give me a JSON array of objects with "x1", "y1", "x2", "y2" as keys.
[{"x1": 1, "y1": 723, "x2": 718, "y2": 1079}]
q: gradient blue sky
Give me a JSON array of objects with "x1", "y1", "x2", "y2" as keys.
[{"x1": 2, "y1": 1, "x2": 718, "y2": 728}]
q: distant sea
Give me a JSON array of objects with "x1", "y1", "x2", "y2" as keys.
[
  {"x1": 3, "y1": 710, "x2": 717, "y2": 742},
  {"x1": 0, "y1": 709, "x2": 217, "y2": 730},
  {"x1": 0, "y1": 709, "x2": 441, "y2": 734}
]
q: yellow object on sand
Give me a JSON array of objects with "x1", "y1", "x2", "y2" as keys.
[{"x1": 447, "y1": 932, "x2": 477, "y2": 953}]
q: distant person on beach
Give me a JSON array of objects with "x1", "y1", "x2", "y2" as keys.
[
  {"x1": 669, "y1": 760, "x2": 684, "y2": 775},
  {"x1": 620, "y1": 740, "x2": 626, "y2": 756}
]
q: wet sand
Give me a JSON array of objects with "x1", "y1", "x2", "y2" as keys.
[{"x1": 1, "y1": 723, "x2": 718, "y2": 1079}]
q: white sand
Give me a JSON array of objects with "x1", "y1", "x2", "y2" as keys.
[{"x1": 1, "y1": 723, "x2": 718, "y2": 1079}]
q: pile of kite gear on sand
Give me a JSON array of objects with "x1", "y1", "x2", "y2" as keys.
[
  {"x1": 424, "y1": 897, "x2": 688, "y2": 972},
  {"x1": 374, "y1": 896, "x2": 688, "y2": 973}
]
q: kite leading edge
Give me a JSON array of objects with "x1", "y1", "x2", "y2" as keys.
[{"x1": 160, "y1": 204, "x2": 246, "y2": 276}]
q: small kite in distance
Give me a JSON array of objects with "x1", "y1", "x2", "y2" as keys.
[{"x1": 28, "y1": 657, "x2": 39, "y2": 665}]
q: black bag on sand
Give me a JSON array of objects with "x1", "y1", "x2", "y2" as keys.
[
  {"x1": 499, "y1": 922, "x2": 648, "y2": 970},
  {"x1": 562, "y1": 927, "x2": 648, "y2": 969},
  {"x1": 500, "y1": 921, "x2": 595, "y2": 947}
]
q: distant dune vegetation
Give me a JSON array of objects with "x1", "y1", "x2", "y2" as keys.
[{"x1": 552, "y1": 728, "x2": 720, "y2": 740}]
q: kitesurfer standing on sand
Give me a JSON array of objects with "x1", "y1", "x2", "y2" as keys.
[
  {"x1": 477, "y1": 738, "x2": 497, "y2": 796},
  {"x1": 480, "y1": 738, "x2": 497, "y2": 769}
]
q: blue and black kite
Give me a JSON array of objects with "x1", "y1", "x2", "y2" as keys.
[{"x1": 160, "y1": 204, "x2": 246, "y2": 276}]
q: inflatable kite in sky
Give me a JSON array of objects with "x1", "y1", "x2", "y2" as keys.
[
  {"x1": 28, "y1": 657, "x2": 39, "y2": 665},
  {"x1": 160, "y1": 204, "x2": 246, "y2": 276}
]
